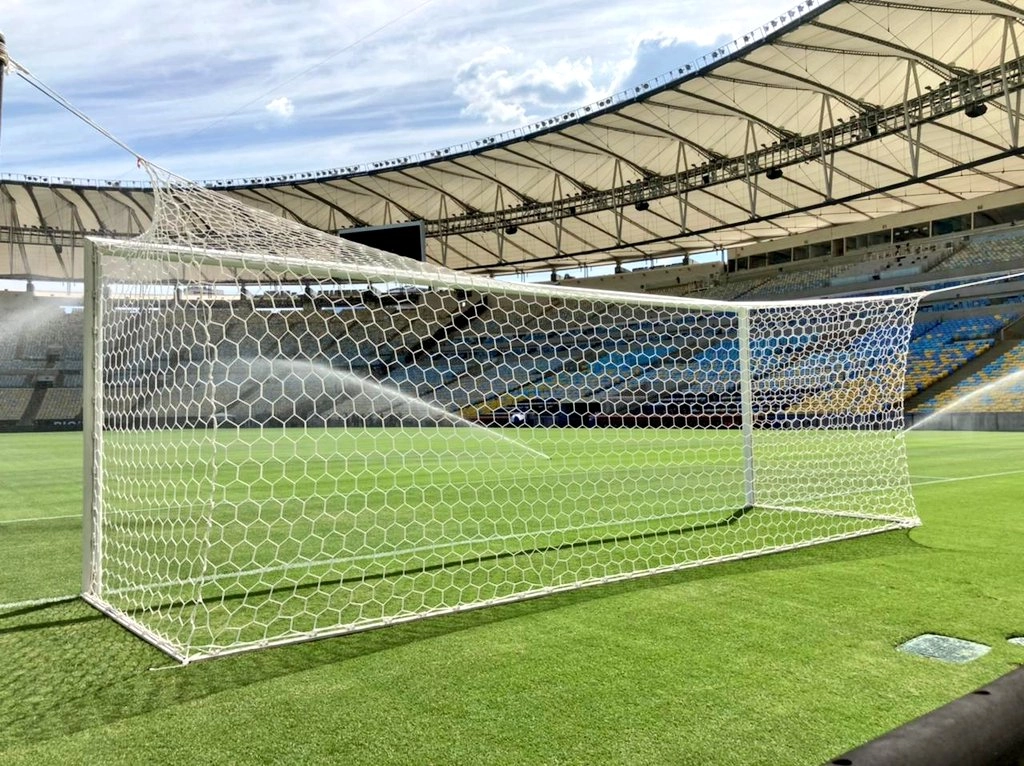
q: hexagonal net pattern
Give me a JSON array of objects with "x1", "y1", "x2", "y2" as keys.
[{"x1": 81, "y1": 164, "x2": 921, "y2": 663}]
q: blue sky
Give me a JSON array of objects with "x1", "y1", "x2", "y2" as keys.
[{"x1": 0, "y1": 0, "x2": 802, "y2": 184}]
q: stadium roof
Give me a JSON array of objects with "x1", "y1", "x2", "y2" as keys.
[{"x1": 5, "y1": 0, "x2": 1024, "y2": 281}]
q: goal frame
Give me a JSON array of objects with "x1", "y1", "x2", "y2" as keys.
[{"x1": 80, "y1": 236, "x2": 921, "y2": 663}]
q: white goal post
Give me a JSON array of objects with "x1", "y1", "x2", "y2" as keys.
[{"x1": 81, "y1": 165, "x2": 920, "y2": 663}]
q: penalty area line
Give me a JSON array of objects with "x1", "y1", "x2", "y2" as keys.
[
  {"x1": 0, "y1": 594, "x2": 79, "y2": 612},
  {"x1": 0, "y1": 513, "x2": 80, "y2": 525},
  {"x1": 911, "y1": 468, "x2": 1024, "y2": 487}
]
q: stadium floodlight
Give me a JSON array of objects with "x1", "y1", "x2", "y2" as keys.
[{"x1": 81, "y1": 162, "x2": 920, "y2": 663}]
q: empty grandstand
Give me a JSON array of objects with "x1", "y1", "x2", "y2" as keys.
[{"x1": 2, "y1": 218, "x2": 1022, "y2": 433}]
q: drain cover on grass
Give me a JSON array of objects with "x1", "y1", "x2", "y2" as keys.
[
  {"x1": 897, "y1": 634, "x2": 990, "y2": 664},
  {"x1": 1009, "y1": 637, "x2": 1024, "y2": 648}
]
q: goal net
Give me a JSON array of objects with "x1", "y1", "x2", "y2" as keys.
[{"x1": 83, "y1": 164, "x2": 920, "y2": 663}]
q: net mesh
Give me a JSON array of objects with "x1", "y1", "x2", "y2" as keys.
[{"x1": 83, "y1": 163, "x2": 921, "y2": 662}]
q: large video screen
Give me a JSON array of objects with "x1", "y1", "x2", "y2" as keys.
[{"x1": 337, "y1": 221, "x2": 426, "y2": 262}]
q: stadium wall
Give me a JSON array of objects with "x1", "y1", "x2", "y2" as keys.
[{"x1": 903, "y1": 412, "x2": 1024, "y2": 431}]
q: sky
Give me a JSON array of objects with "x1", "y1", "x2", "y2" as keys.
[{"x1": 0, "y1": 0, "x2": 803, "y2": 184}]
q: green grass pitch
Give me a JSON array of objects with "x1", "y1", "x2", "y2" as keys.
[{"x1": 1, "y1": 429, "x2": 1023, "y2": 764}]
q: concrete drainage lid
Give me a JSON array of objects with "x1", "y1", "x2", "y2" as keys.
[{"x1": 897, "y1": 634, "x2": 990, "y2": 664}]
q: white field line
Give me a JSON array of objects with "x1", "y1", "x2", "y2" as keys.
[
  {"x1": 910, "y1": 468, "x2": 1024, "y2": 487},
  {"x1": 0, "y1": 594, "x2": 79, "y2": 612},
  {"x1": 0, "y1": 513, "x2": 80, "y2": 525},
  {"x1": 3, "y1": 469, "x2": 1018, "y2": 523}
]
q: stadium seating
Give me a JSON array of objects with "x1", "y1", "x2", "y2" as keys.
[
  {"x1": 937, "y1": 230, "x2": 1024, "y2": 272},
  {"x1": 34, "y1": 387, "x2": 83, "y2": 422},
  {"x1": 694, "y1": 275, "x2": 773, "y2": 300},
  {"x1": 0, "y1": 388, "x2": 33, "y2": 424},
  {"x1": 3, "y1": 225, "x2": 1024, "y2": 434},
  {"x1": 902, "y1": 315, "x2": 1014, "y2": 395},
  {"x1": 680, "y1": 225, "x2": 1024, "y2": 305},
  {"x1": 913, "y1": 341, "x2": 1024, "y2": 414},
  {"x1": 718, "y1": 244, "x2": 952, "y2": 301}
]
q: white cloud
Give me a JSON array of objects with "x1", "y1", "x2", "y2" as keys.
[
  {"x1": 454, "y1": 46, "x2": 599, "y2": 125},
  {"x1": 265, "y1": 96, "x2": 295, "y2": 119}
]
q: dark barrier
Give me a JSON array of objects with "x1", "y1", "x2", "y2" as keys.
[
  {"x1": 904, "y1": 412, "x2": 1024, "y2": 431},
  {"x1": 825, "y1": 666, "x2": 1024, "y2": 766}
]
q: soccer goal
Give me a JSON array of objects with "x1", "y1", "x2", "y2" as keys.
[{"x1": 81, "y1": 164, "x2": 920, "y2": 663}]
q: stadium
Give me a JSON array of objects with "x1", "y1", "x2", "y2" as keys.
[{"x1": 2, "y1": 0, "x2": 1024, "y2": 763}]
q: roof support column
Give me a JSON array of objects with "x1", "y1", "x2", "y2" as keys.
[
  {"x1": 437, "y1": 195, "x2": 449, "y2": 267},
  {"x1": 53, "y1": 192, "x2": 87, "y2": 282},
  {"x1": 496, "y1": 226, "x2": 506, "y2": 264},
  {"x1": 1, "y1": 187, "x2": 32, "y2": 276},
  {"x1": 1001, "y1": 17, "x2": 1022, "y2": 148},
  {"x1": 743, "y1": 120, "x2": 760, "y2": 219},
  {"x1": 611, "y1": 159, "x2": 624, "y2": 246},
  {"x1": 552, "y1": 175, "x2": 564, "y2": 257},
  {"x1": 817, "y1": 95, "x2": 836, "y2": 201},
  {"x1": 24, "y1": 186, "x2": 70, "y2": 279},
  {"x1": 494, "y1": 185, "x2": 507, "y2": 265},
  {"x1": 903, "y1": 61, "x2": 923, "y2": 178},
  {"x1": 675, "y1": 142, "x2": 689, "y2": 234}
]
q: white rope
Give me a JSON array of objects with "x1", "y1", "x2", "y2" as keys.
[
  {"x1": 8, "y1": 57, "x2": 144, "y2": 163},
  {"x1": 918, "y1": 268, "x2": 1024, "y2": 299}
]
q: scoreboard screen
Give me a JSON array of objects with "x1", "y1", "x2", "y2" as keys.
[{"x1": 337, "y1": 221, "x2": 426, "y2": 262}]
